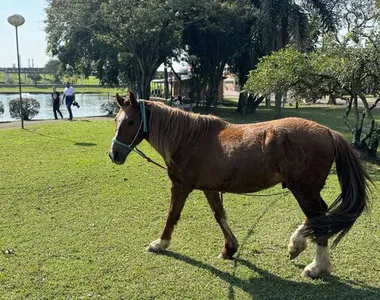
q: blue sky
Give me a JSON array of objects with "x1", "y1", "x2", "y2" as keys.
[{"x1": 0, "y1": 0, "x2": 49, "y2": 68}]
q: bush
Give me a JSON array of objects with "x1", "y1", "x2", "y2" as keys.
[
  {"x1": 9, "y1": 98, "x2": 40, "y2": 120},
  {"x1": 0, "y1": 101, "x2": 4, "y2": 116},
  {"x1": 100, "y1": 100, "x2": 119, "y2": 115}
]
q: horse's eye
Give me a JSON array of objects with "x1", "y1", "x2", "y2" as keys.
[{"x1": 127, "y1": 120, "x2": 134, "y2": 126}]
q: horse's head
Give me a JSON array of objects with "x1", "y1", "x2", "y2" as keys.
[{"x1": 108, "y1": 91, "x2": 146, "y2": 165}]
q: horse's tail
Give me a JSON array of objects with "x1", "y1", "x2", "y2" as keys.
[{"x1": 311, "y1": 131, "x2": 372, "y2": 247}]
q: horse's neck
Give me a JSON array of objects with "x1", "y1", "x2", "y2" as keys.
[{"x1": 146, "y1": 105, "x2": 226, "y2": 165}]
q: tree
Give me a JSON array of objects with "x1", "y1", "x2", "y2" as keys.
[
  {"x1": 44, "y1": 59, "x2": 61, "y2": 83},
  {"x1": 324, "y1": 0, "x2": 380, "y2": 157},
  {"x1": 173, "y1": 0, "x2": 252, "y2": 107},
  {"x1": 9, "y1": 98, "x2": 40, "y2": 120},
  {"x1": 45, "y1": 0, "x2": 182, "y2": 99},
  {"x1": 231, "y1": 0, "x2": 337, "y2": 116},
  {"x1": 27, "y1": 73, "x2": 42, "y2": 85},
  {"x1": 244, "y1": 47, "x2": 310, "y2": 101},
  {"x1": 245, "y1": 38, "x2": 380, "y2": 157}
]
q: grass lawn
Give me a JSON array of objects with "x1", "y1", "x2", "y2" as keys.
[
  {"x1": 0, "y1": 85, "x2": 125, "y2": 94},
  {"x1": 0, "y1": 105, "x2": 379, "y2": 299},
  {"x1": 0, "y1": 74, "x2": 104, "y2": 86}
]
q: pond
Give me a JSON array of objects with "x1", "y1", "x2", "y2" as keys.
[{"x1": 0, "y1": 93, "x2": 112, "y2": 122}]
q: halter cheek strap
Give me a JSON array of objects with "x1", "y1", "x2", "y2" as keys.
[
  {"x1": 112, "y1": 101, "x2": 167, "y2": 170},
  {"x1": 112, "y1": 118, "x2": 143, "y2": 151}
]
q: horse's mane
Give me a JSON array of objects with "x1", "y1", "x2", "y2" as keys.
[{"x1": 147, "y1": 101, "x2": 228, "y2": 163}]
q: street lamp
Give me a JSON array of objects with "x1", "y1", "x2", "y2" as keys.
[{"x1": 8, "y1": 14, "x2": 25, "y2": 129}]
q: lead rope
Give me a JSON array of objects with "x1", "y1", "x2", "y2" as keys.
[
  {"x1": 137, "y1": 101, "x2": 166, "y2": 170},
  {"x1": 133, "y1": 146, "x2": 167, "y2": 170}
]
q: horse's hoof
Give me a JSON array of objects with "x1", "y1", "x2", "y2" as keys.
[
  {"x1": 217, "y1": 253, "x2": 234, "y2": 260},
  {"x1": 289, "y1": 250, "x2": 301, "y2": 260},
  {"x1": 145, "y1": 239, "x2": 169, "y2": 253},
  {"x1": 301, "y1": 264, "x2": 331, "y2": 279},
  {"x1": 288, "y1": 240, "x2": 307, "y2": 260}
]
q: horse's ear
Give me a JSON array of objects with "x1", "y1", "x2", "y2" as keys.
[
  {"x1": 129, "y1": 91, "x2": 139, "y2": 108},
  {"x1": 116, "y1": 93, "x2": 125, "y2": 107}
]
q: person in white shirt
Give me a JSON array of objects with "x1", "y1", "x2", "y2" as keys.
[{"x1": 62, "y1": 82, "x2": 76, "y2": 120}]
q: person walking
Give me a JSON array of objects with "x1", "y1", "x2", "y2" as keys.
[
  {"x1": 51, "y1": 86, "x2": 63, "y2": 119},
  {"x1": 62, "y1": 82, "x2": 76, "y2": 120}
]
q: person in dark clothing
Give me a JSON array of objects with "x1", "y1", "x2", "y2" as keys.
[{"x1": 51, "y1": 86, "x2": 63, "y2": 119}]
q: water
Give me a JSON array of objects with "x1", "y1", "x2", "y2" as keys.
[{"x1": 0, "y1": 93, "x2": 112, "y2": 122}]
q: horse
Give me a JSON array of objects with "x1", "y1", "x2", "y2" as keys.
[{"x1": 108, "y1": 91, "x2": 371, "y2": 278}]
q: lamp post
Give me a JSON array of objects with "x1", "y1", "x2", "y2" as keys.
[{"x1": 7, "y1": 14, "x2": 25, "y2": 129}]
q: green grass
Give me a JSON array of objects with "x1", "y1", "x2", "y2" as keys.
[
  {"x1": 0, "y1": 85, "x2": 124, "y2": 94},
  {"x1": 0, "y1": 106, "x2": 380, "y2": 299},
  {"x1": 0, "y1": 74, "x2": 105, "y2": 86}
]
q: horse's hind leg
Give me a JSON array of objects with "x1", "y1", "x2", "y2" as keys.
[
  {"x1": 146, "y1": 183, "x2": 192, "y2": 253},
  {"x1": 302, "y1": 234, "x2": 331, "y2": 278},
  {"x1": 204, "y1": 191, "x2": 238, "y2": 259},
  {"x1": 289, "y1": 188, "x2": 331, "y2": 278}
]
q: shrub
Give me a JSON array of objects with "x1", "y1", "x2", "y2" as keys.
[
  {"x1": 100, "y1": 100, "x2": 119, "y2": 115},
  {"x1": 0, "y1": 101, "x2": 4, "y2": 116},
  {"x1": 9, "y1": 97, "x2": 40, "y2": 120}
]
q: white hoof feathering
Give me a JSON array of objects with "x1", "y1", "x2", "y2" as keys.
[
  {"x1": 145, "y1": 239, "x2": 170, "y2": 253},
  {"x1": 302, "y1": 245, "x2": 332, "y2": 278},
  {"x1": 288, "y1": 223, "x2": 308, "y2": 259}
]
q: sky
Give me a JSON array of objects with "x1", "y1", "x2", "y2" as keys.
[{"x1": 0, "y1": 0, "x2": 49, "y2": 68}]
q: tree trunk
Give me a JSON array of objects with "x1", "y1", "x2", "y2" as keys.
[
  {"x1": 274, "y1": 91, "x2": 282, "y2": 119},
  {"x1": 368, "y1": 125, "x2": 380, "y2": 158},
  {"x1": 138, "y1": 78, "x2": 151, "y2": 100},
  {"x1": 265, "y1": 96, "x2": 271, "y2": 108},
  {"x1": 282, "y1": 92, "x2": 287, "y2": 108},
  {"x1": 237, "y1": 89, "x2": 245, "y2": 113},
  {"x1": 327, "y1": 93, "x2": 337, "y2": 105},
  {"x1": 239, "y1": 91, "x2": 248, "y2": 115},
  {"x1": 205, "y1": 69, "x2": 223, "y2": 108},
  {"x1": 250, "y1": 95, "x2": 265, "y2": 113},
  {"x1": 246, "y1": 94, "x2": 255, "y2": 113},
  {"x1": 352, "y1": 94, "x2": 362, "y2": 147},
  {"x1": 164, "y1": 65, "x2": 169, "y2": 100}
]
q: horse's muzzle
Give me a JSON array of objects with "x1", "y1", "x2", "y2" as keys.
[{"x1": 108, "y1": 150, "x2": 126, "y2": 165}]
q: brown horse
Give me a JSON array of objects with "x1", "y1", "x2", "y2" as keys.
[{"x1": 109, "y1": 91, "x2": 371, "y2": 278}]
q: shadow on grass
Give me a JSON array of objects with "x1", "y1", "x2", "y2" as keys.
[
  {"x1": 24, "y1": 129, "x2": 97, "y2": 147},
  {"x1": 162, "y1": 251, "x2": 380, "y2": 300},
  {"x1": 162, "y1": 191, "x2": 379, "y2": 299}
]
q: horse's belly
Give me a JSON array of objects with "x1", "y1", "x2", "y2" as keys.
[{"x1": 195, "y1": 159, "x2": 283, "y2": 193}]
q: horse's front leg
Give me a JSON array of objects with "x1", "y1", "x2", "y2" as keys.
[
  {"x1": 146, "y1": 183, "x2": 192, "y2": 252},
  {"x1": 204, "y1": 191, "x2": 238, "y2": 259}
]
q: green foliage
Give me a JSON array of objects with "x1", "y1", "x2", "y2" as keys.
[
  {"x1": 8, "y1": 98, "x2": 41, "y2": 120},
  {"x1": 44, "y1": 59, "x2": 61, "y2": 83},
  {"x1": 175, "y1": 0, "x2": 252, "y2": 106},
  {"x1": 245, "y1": 13, "x2": 380, "y2": 156},
  {"x1": 27, "y1": 73, "x2": 43, "y2": 85},
  {"x1": 244, "y1": 48, "x2": 309, "y2": 96},
  {"x1": 0, "y1": 109, "x2": 379, "y2": 298},
  {"x1": 45, "y1": 0, "x2": 182, "y2": 98}
]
